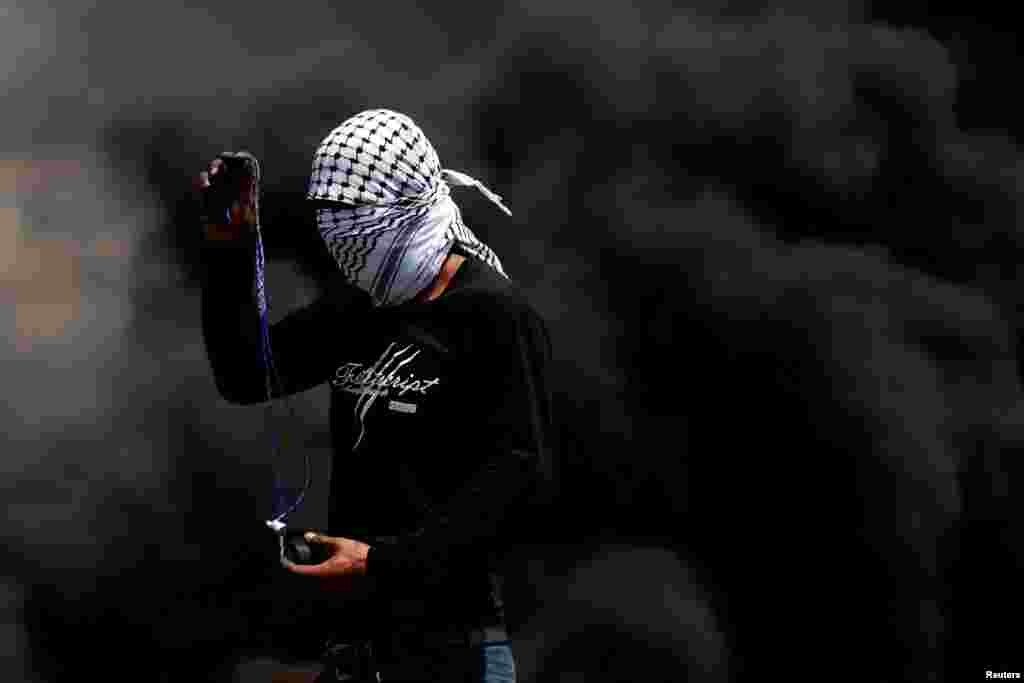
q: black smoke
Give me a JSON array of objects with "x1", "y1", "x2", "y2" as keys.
[{"x1": 1, "y1": 1, "x2": 1020, "y2": 681}]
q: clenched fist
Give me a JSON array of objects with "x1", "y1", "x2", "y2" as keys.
[{"x1": 195, "y1": 152, "x2": 260, "y2": 241}]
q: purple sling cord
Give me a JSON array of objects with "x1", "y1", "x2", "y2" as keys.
[{"x1": 237, "y1": 154, "x2": 312, "y2": 538}]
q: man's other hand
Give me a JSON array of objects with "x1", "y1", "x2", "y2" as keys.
[{"x1": 282, "y1": 532, "x2": 372, "y2": 594}]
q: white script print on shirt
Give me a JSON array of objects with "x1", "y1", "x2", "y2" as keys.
[{"x1": 329, "y1": 341, "x2": 442, "y2": 450}]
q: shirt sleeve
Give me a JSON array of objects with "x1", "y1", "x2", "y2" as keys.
[
  {"x1": 200, "y1": 234, "x2": 370, "y2": 405},
  {"x1": 365, "y1": 294, "x2": 555, "y2": 588}
]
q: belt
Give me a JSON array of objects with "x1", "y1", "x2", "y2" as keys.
[
  {"x1": 323, "y1": 626, "x2": 510, "y2": 654},
  {"x1": 322, "y1": 626, "x2": 510, "y2": 682},
  {"x1": 467, "y1": 625, "x2": 509, "y2": 646},
  {"x1": 381, "y1": 623, "x2": 509, "y2": 648}
]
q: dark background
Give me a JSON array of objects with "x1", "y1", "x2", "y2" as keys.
[{"x1": 1, "y1": 1, "x2": 1021, "y2": 681}]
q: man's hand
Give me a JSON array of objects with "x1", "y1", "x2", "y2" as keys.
[
  {"x1": 282, "y1": 532, "x2": 372, "y2": 594},
  {"x1": 195, "y1": 153, "x2": 259, "y2": 241}
]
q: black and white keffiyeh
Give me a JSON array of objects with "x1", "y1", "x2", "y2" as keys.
[{"x1": 307, "y1": 109, "x2": 510, "y2": 307}]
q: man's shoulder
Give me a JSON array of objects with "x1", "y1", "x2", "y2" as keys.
[{"x1": 447, "y1": 265, "x2": 542, "y2": 326}]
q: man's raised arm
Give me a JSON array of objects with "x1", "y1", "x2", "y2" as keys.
[{"x1": 196, "y1": 154, "x2": 364, "y2": 405}]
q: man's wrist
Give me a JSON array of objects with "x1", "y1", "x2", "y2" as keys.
[
  {"x1": 202, "y1": 220, "x2": 253, "y2": 243},
  {"x1": 203, "y1": 223, "x2": 243, "y2": 241},
  {"x1": 202, "y1": 196, "x2": 258, "y2": 242}
]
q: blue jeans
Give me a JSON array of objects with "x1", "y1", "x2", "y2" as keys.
[{"x1": 480, "y1": 641, "x2": 516, "y2": 683}]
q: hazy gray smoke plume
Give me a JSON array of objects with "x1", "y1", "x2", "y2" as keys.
[
  {"x1": 512, "y1": 545, "x2": 728, "y2": 683},
  {"x1": 2, "y1": 0, "x2": 1020, "y2": 680}
]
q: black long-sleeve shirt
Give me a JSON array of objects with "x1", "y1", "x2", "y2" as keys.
[{"x1": 200, "y1": 235, "x2": 555, "y2": 627}]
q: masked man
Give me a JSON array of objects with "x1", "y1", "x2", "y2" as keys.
[{"x1": 197, "y1": 109, "x2": 555, "y2": 682}]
